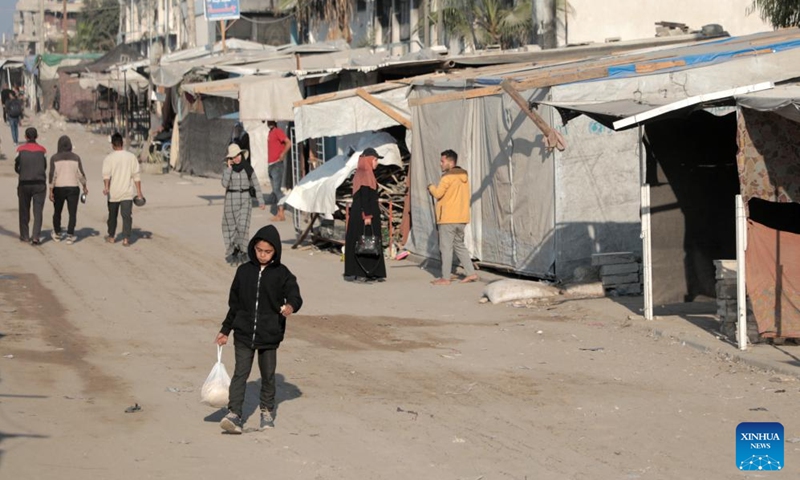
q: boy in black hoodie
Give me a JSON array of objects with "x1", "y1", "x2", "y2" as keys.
[{"x1": 215, "y1": 225, "x2": 302, "y2": 434}]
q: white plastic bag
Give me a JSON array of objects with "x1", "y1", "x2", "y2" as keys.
[{"x1": 200, "y1": 345, "x2": 231, "y2": 408}]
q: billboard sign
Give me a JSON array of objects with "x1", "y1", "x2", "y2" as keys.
[{"x1": 204, "y1": 0, "x2": 240, "y2": 21}]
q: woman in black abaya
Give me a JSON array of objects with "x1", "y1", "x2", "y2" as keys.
[{"x1": 344, "y1": 148, "x2": 386, "y2": 282}]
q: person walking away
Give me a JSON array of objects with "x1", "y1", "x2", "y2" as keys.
[
  {"x1": 7, "y1": 92, "x2": 23, "y2": 145},
  {"x1": 49, "y1": 135, "x2": 88, "y2": 245},
  {"x1": 266, "y1": 120, "x2": 291, "y2": 222},
  {"x1": 102, "y1": 133, "x2": 143, "y2": 247},
  {"x1": 343, "y1": 148, "x2": 387, "y2": 282},
  {"x1": 216, "y1": 225, "x2": 303, "y2": 434},
  {"x1": 14, "y1": 127, "x2": 47, "y2": 245},
  {"x1": 427, "y1": 149, "x2": 479, "y2": 285},
  {"x1": 1, "y1": 86, "x2": 14, "y2": 124},
  {"x1": 222, "y1": 143, "x2": 265, "y2": 266}
]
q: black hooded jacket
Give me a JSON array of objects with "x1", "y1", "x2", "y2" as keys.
[{"x1": 220, "y1": 225, "x2": 303, "y2": 349}]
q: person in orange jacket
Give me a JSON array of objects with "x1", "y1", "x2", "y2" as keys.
[{"x1": 427, "y1": 149, "x2": 479, "y2": 285}]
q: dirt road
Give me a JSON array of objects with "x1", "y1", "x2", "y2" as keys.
[{"x1": 0, "y1": 117, "x2": 798, "y2": 479}]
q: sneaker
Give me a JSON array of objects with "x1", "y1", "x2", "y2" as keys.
[
  {"x1": 51, "y1": 231, "x2": 62, "y2": 242},
  {"x1": 220, "y1": 412, "x2": 243, "y2": 434},
  {"x1": 259, "y1": 409, "x2": 275, "y2": 430},
  {"x1": 65, "y1": 235, "x2": 76, "y2": 245}
]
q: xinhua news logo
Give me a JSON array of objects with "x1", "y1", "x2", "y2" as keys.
[{"x1": 737, "y1": 422, "x2": 784, "y2": 471}]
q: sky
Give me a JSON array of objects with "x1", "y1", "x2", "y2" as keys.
[{"x1": 0, "y1": 0, "x2": 16, "y2": 39}]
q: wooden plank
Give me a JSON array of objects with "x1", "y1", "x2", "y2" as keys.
[
  {"x1": 292, "y1": 213, "x2": 319, "y2": 249},
  {"x1": 634, "y1": 59, "x2": 686, "y2": 73},
  {"x1": 408, "y1": 86, "x2": 503, "y2": 106},
  {"x1": 293, "y1": 92, "x2": 339, "y2": 108},
  {"x1": 499, "y1": 79, "x2": 566, "y2": 151},
  {"x1": 293, "y1": 82, "x2": 402, "y2": 107},
  {"x1": 355, "y1": 88, "x2": 412, "y2": 129},
  {"x1": 733, "y1": 48, "x2": 774, "y2": 58}
]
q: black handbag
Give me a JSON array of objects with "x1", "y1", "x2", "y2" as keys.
[
  {"x1": 246, "y1": 169, "x2": 257, "y2": 198},
  {"x1": 355, "y1": 224, "x2": 381, "y2": 256}
]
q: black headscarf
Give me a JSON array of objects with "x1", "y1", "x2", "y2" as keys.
[{"x1": 230, "y1": 152, "x2": 254, "y2": 176}]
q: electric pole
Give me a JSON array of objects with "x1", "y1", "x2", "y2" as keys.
[
  {"x1": 39, "y1": 0, "x2": 45, "y2": 54},
  {"x1": 186, "y1": 0, "x2": 197, "y2": 47},
  {"x1": 62, "y1": 0, "x2": 68, "y2": 53}
]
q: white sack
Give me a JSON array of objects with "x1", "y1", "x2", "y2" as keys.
[{"x1": 483, "y1": 279, "x2": 561, "y2": 304}]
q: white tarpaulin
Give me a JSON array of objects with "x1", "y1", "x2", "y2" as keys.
[
  {"x1": 294, "y1": 85, "x2": 411, "y2": 142},
  {"x1": 239, "y1": 76, "x2": 303, "y2": 122},
  {"x1": 285, "y1": 132, "x2": 402, "y2": 215}
]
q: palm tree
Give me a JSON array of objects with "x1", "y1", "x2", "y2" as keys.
[
  {"x1": 75, "y1": 0, "x2": 120, "y2": 52},
  {"x1": 749, "y1": 0, "x2": 800, "y2": 27},
  {"x1": 431, "y1": 0, "x2": 531, "y2": 50},
  {"x1": 280, "y1": 0, "x2": 355, "y2": 43},
  {"x1": 433, "y1": 0, "x2": 573, "y2": 51}
]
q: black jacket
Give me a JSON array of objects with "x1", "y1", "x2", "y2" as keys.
[
  {"x1": 220, "y1": 225, "x2": 303, "y2": 349},
  {"x1": 15, "y1": 142, "x2": 47, "y2": 185}
]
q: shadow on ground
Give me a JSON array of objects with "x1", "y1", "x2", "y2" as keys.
[{"x1": 203, "y1": 373, "x2": 302, "y2": 424}]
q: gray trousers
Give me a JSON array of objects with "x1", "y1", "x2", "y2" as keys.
[
  {"x1": 268, "y1": 161, "x2": 284, "y2": 204},
  {"x1": 438, "y1": 223, "x2": 475, "y2": 279},
  {"x1": 228, "y1": 342, "x2": 277, "y2": 417}
]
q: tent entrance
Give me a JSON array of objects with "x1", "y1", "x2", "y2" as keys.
[{"x1": 644, "y1": 110, "x2": 740, "y2": 304}]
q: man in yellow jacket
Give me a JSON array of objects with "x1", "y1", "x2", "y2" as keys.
[{"x1": 427, "y1": 149, "x2": 479, "y2": 285}]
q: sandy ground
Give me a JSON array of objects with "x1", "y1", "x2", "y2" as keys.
[{"x1": 1, "y1": 115, "x2": 799, "y2": 480}]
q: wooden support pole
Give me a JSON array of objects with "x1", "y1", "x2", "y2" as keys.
[
  {"x1": 355, "y1": 88, "x2": 412, "y2": 129},
  {"x1": 221, "y1": 20, "x2": 227, "y2": 53},
  {"x1": 292, "y1": 213, "x2": 319, "y2": 249},
  {"x1": 499, "y1": 79, "x2": 566, "y2": 151}
]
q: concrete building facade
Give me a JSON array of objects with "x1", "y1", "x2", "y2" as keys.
[{"x1": 14, "y1": 0, "x2": 84, "y2": 54}]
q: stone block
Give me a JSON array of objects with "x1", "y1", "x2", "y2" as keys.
[
  {"x1": 602, "y1": 273, "x2": 640, "y2": 286},
  {"x1": 606, "y1": 283, "x2": 642, "y2": 296},
  {"x1": 592, "y1": 252, "x2": 636, "y2": 266},
  {"x1": 714, "y1": 259, "x2": 737, "y2": 279},
  {"x1": 716, "y1": 282, "x2": 738, "y2": 299},
  {"x1": 600, "y1": 263, "x2": 639, "y2": 276}
]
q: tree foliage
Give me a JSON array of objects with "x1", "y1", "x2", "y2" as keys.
[
  {"x1": 280, "y1": 0, "x2": 355, "y2": 43},
  {"x1": 74, "y1": 0, "x2": 120, "y2": 52},
  {"x1": 434, "y1": 0, "x2": 532, "y2": 50},
  {"x1": 750, "y1": 0, "x2": 800, "y2": 27}
]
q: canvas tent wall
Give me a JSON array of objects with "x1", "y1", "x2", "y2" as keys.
[
  {"x1": 405, "y1": 28, "x2": 800, "y2": 285},
  {"x1": 406, "y1": 86, "x2": 560, "y2": 278}
]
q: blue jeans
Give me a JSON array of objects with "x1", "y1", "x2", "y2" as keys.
[{"x1": 9, "y1": 117, "x2": 19, "y2": 144}]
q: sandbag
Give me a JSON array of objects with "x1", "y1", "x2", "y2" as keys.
[
  {"x1": 200, "y1": 345, "x2": 231, "y2": 408},
  {"x1": 483, "y1": 279, "x2": 561, "y2": 304}
]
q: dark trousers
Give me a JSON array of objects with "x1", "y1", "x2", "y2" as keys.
[
  {"x1": 53, "y1": 186, "x2": 80, "y2": 235},
  {"x1": 107, "y1": 200, "x2": 133, "y2": 239},
  {"x1": 228, "y1": 342, "x2": 277, "y2": 417},
  {"x1": 18, "y1": 183, "x2": 46, "y2": 241}
]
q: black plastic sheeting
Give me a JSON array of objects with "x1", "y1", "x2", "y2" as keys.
[{"x1": 177, "y1": 113, "x2": 236, "y2": 178}]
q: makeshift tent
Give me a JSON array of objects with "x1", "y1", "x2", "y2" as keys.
[
  {"x1": 405, "y1": 28, "x2": 800, "y2": 288},
  {"x1": 180, "y1": 74, "x2": 304, "y2": 182}
]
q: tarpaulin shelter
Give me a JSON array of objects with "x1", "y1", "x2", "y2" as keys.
[
  {"x1": 403, "y1": 28, "x2": 800, "y2": 304},
  {"x1": 177, "y1": 74, "x2": 304, "y2": 179}
]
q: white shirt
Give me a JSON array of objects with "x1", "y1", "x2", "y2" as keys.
[{"x1": 102, "y1": 149, "x2": 140, "y2": 202}]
